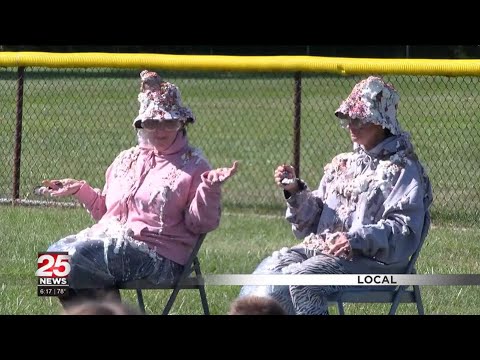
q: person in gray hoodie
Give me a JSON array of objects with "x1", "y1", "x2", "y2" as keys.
[{"x1": 239, "y1": 76, "x2": 433, "y2": 315}]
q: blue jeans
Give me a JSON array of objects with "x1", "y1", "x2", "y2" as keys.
[{"x1": 47, "y1": 233, "x2": 183, "y2": 291}]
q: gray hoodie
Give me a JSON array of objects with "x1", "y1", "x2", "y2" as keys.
[{"x1": 285, "y1": 133, "x2": 433, "y2": 273}]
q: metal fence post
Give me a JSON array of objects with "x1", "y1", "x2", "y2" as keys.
[
  {"x1": 12, "y1": 66, "x2": 25, "y2": 205},
  {"x1": 293, "y1": 71, "x2": 302, "y2": 178}
]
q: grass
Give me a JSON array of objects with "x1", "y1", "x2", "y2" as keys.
[
  {"x1": 0, "y1": 69, "x2": 479, "y2": 314},
  {"x1": 0, "y1": 70, "x2": 479, "y2": 225},
  {"x1": 1, "y1": 206, "x2": 480, "y2": 315}
]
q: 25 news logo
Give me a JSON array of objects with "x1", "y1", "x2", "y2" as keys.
[{"x1": 36, "y1": 252, "x2": 70, "y2": 297}]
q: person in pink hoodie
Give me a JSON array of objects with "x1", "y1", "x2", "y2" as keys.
[{"x1": 40, "y1": 70, "x2": 238, "y2": 309}]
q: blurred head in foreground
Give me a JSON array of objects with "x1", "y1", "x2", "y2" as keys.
[
  {"x1": 229, "y1": 295, "x2": 287, "y2": 315},
  {"x1": 60, "y1": 299, "x2": 141, "y2": 315}
]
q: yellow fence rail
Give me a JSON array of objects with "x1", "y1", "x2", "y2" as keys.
[{"x1": 1, "y1": 52, "x2": 480, "y2": 75}]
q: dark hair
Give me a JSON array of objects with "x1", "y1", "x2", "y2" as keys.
[
  {"x1": 228, "y1": 295, "x2": 287, "y2": 315},
  {"x1": 180, "y1": 119, "x2": 192, "y2": 136},
  {"x1": 61, "y1": 300, "x2": 141, "y2": 315}
]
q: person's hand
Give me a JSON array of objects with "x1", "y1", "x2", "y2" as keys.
[
  {"x1": 274, "y1": 164, "x2": 298, "y2": 193},
  {"x1": 322, "y1": 232, "x2": 353, "y2": 260},
  {"x1": 40, "y1": 178, "x2": 84, "y2": 197},
  {"x1": 206, "y1": 161, "x2": 239, "y2": 184}
]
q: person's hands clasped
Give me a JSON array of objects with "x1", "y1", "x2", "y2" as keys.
[
  {"x1": 206, "y1": 161, "x2": 239, "y2": 184},
  {"x1": 274, "y1": 164, "x2": 298, "y2": 193},
  {"x1": 39, "y1": 178, "x2": 84, "y2": 197},
  {"x1": 322, "y1": 232, "x2": 353, "y2": 260}
]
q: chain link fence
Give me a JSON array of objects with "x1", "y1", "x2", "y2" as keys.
[{"x1": 0, "y1": 68, "x2": 478, "y2": 225}]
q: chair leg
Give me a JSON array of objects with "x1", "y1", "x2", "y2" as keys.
[
  {"x1": 388, "y1": 286, "x2": 407, "y2": 315},
  {"x1": 413, "y1": 285, "x2": 425, "y2": 315},
  {"x1": 337, "y1": 300, "x2": 345, "y2": 315},
  {"x1": 334, "y1": 293, "x2": 345, "y2": 315},
  {"x1": 198, "y1": 286, "x2": 210, "y2": 315},
  {"x1": 136, "y1": 289, "x2": 146, "y2": 314},
  {"x1": 193, "y1": 258, "x2": 209, "y2": 315},
  {"x1": 162, "y1": 287, "x2": 181, "y2": 315}
]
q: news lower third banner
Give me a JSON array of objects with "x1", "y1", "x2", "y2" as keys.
[{"x1": 190, "y1": 274, "x2": 480, "y2": 286}]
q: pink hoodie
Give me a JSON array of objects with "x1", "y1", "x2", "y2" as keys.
[{"x1": 73, "y1": 134, "x2": 221, "y2": 265}]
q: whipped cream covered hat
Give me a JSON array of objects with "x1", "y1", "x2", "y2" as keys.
[{"x1": 133, "y1": 70, "x2": 195, "y2": 128}]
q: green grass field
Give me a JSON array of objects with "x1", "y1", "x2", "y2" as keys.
[
  {"x1": 0, "y1": 69, "x2": 479, "y2": 314},
  {"x1": 0, "y1": 70, "x2": 479, "y2": 223},
  {"x1": 1, "y1": 206, "x2": 479, "y2": 315}
]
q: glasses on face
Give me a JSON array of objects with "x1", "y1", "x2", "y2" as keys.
[
  {"x1": 340, "y1": 118, "x2": 367, "y2": 130},
  {"x1": 142, "y1": 119, "x2": 183, "y2": 132}
]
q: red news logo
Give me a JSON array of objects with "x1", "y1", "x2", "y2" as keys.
[
  {"x1": 36, "y1": 252, "x2": 71, "y2": 278},
  {"x1": 36, "y1": 252, "x2": 71, "y2": 296}
]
